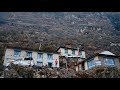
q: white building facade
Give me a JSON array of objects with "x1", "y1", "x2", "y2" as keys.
[
  {"x1": 83, "y1": 51, "x2": 120, "y2": 70},
  {"x1": 57, "y1": 47, "x2": 86, "y2": 60},
  {"x1": 56, "y1": 47, "x2": 85, "y2": 69},
  {"x1": 3, "y1": 48, "x2": 59, "y2": 67}
]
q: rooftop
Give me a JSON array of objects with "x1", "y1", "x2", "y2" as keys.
[
  {"x1": 6, "y1": 46, "x2": 60, "y2": 54},
  {"x1": 100, "y1": 51, "x2": 115, "y2": 56},
  {"x1": 85, "y1": 50, "x2": 120, "y2": 61},
  {"x1": 56, "y1": 46, "x2": 84, "y2": 51}
]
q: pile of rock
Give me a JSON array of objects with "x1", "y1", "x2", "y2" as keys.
[
  {"x1": 76, "y1": 66, "x2": 120, "y2": 78},
  {"x1": 3, "y1": 63, "x2": 34, "y2": 78},
  {"x1": 89, "y1": 66, "x2": 120, "y2": 78},
  {"x1": 1, "y1": 64, "x2": 120, "y2": 78}
]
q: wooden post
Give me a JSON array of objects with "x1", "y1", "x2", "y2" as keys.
[{"x1": 66, "y1": 60, "x2": 67, "y2": 69}]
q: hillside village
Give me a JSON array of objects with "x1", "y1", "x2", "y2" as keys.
[
  {"x1": 2, "y1": 45, "x2": 120, "y2": 70},
  {"x1": 0, "y1": 44, "x2": 120, "y2": 78},
  {"x1": 0, "y1": 12, "x2": 120, "y2": 78}
]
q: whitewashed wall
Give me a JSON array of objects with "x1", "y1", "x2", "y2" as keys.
[
  {"x1": 57, "y1": 48, "x2": 86, "y2": 59},
  {"x1": 58, "y1": 48, "x2": 79, "y2": 57},
  {"x1": 3, "y1": 48, "x2": 59, "y2": 67}
]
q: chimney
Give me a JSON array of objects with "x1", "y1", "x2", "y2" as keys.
[
  {"x1": 39, "y1": 42, "x2": 41, "y2": 50},
  {"x1": 39, "y1": 39, "x2": 43, "y2": 50}
]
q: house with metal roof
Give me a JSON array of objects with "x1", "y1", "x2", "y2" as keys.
[{"x1": 75, "y1": 50, "x2": 120, "y2": 71}]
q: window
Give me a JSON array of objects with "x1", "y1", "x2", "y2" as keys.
[
  {"x1": 104, "y1": 57, "x2": 115, "y2": 66},
  {"x1": 48, "y1": 62, "x2": 52, "y2": 67},
  {"x1": 37, "y1": 53, "x2": 43, "y2": 59},
  {"x1": 95, "y1": 60, "x2": 101, "y2": 66},
  {"x1": 37, "y1": 61, "x2": 43, "y2": 67},
  {"x1": 88, "y1": 60, "x2": 95, "y2": 69},
  {"x1": 14, "y1": 49, "x2": 21, "y2": 57},
  {"x1": 37, "y1": 53, "x2": 43, "y2": 62},
  {"x1": 47, "y1": 54, "x2": 53, "y2": 60},
  {"x1": 72, "y1": 50, "x2": 75, "y2": 55},
  {"x1": 80, "y1": 52, "x2": 83, "y2": 58},
  {"x1": 88, "y1": 60, "x2": 102, "y2": 69},
  {"x1": 65, "y1": 49, "x2": 68, "y2": 54},
  {"x1": 27, "y1": 51, "x2": 32, "y2": 58},
  {"x1": 88, "y1": 26, "x2": 92, "y2": 30},
  {"x1": 87, "y1": 58, "x2": 96, "y2": 69}
]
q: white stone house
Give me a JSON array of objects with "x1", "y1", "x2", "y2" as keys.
[
  {"x1": 75, "y1": 50, "x2": 120, "y2": 71},
  {"x1": 3, "y1": 47, "x2": 59, "y2": 67},
  {"x1": 56, "y1": 46, "x2": 86, "y2": 68},
  {"x1": 56, "y1": 46, "x2": 85, "y2": 58}
]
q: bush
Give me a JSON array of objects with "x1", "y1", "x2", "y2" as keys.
[
  {"x1": 2, "y1": 64, "x2": 120, "y2": 78},
  {"x1": 0, "y1": 65, "x2": 5, "y2": 71}
]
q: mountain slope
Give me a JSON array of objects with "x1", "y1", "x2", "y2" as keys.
[{"x1": 0, "y1": 12, "x2": 120, "y2": 58}]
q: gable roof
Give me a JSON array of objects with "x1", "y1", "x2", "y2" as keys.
[
  {"x1": 56, "y1": 46, "x2": 78, "y2": 52},
  {"x1": 56, "y1": 46, "x2": 85, "y2": 52}
]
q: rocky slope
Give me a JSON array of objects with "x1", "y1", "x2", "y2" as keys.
[{"x1": 0, "y1": 12, "x2": 120, "y2": 58}]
